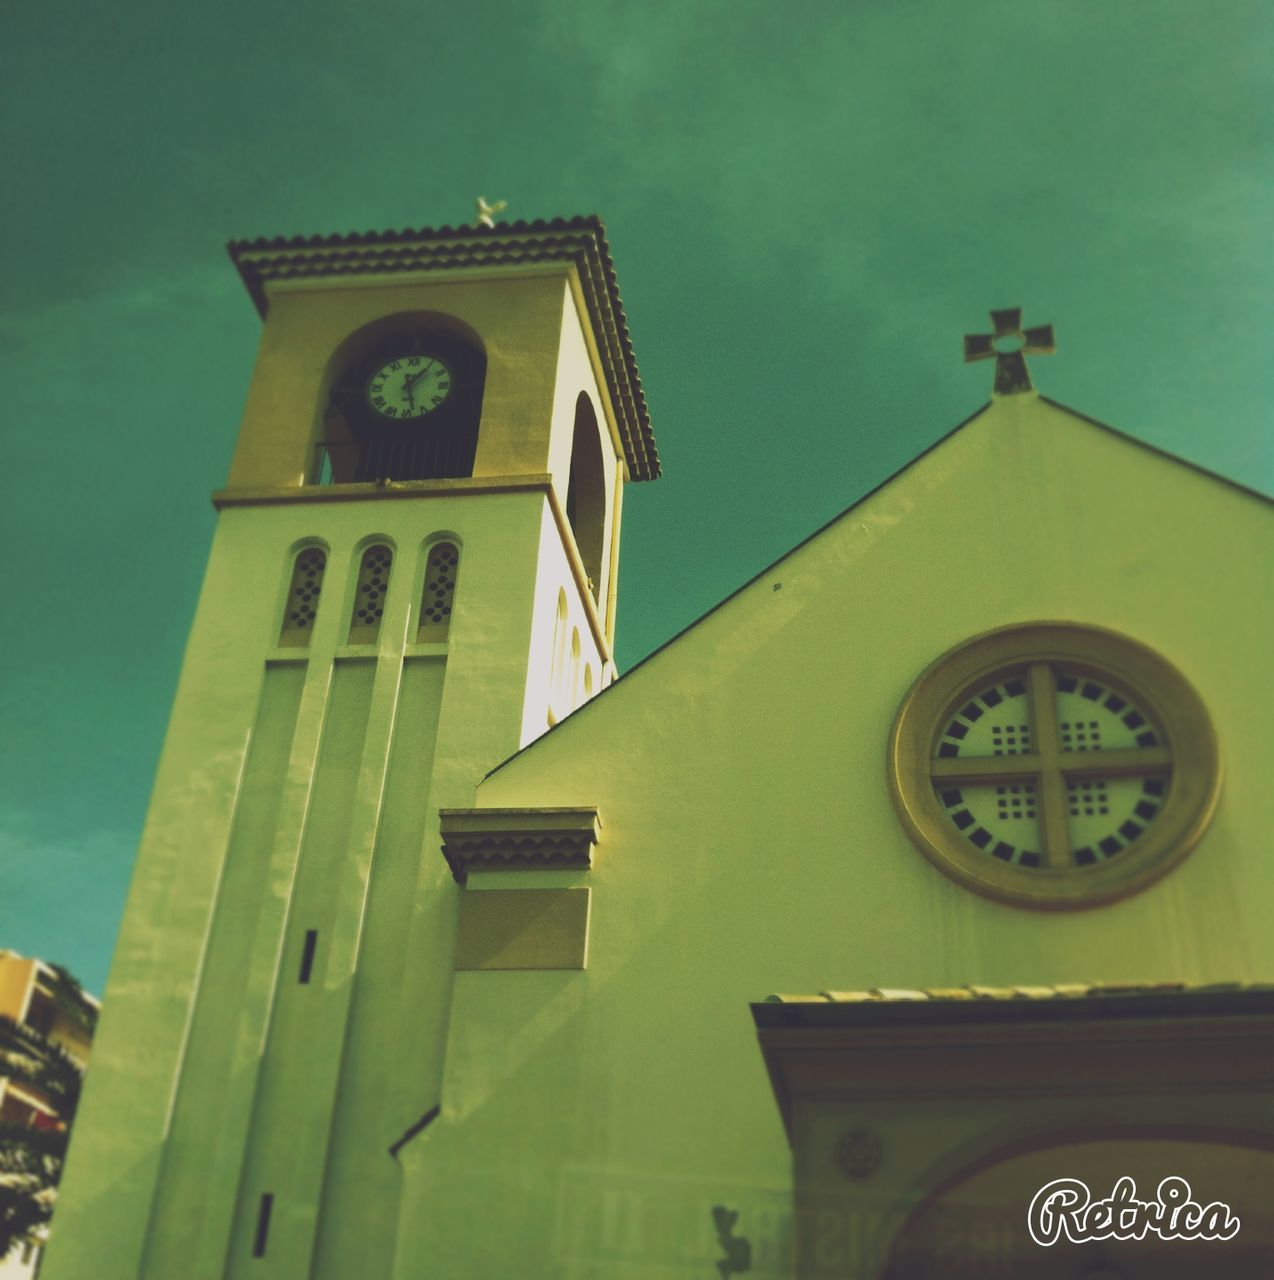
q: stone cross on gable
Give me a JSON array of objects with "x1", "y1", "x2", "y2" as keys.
[{"x1": 964, "y1": 308, "x2": 1055, "y2": 395}]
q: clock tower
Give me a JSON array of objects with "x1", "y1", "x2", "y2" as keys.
[{"x1": 45, "y1": 216, "x2": 658, "y2": 1280}]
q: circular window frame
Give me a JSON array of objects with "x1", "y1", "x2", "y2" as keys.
[{"x1": 888, "y1": 623, "x2": 1221, "y2": 910}]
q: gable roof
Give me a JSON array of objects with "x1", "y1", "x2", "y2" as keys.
[
  {"x1": 1039, "y1": 398, "x2": 1271, "y2": 507},
  {"x1": 486, "y1": 392, "x2": 1269, "y2": 779}
]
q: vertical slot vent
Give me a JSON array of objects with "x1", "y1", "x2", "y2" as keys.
[
  {"x1": 252, "y1": 1192, "x2": 274, "y2": 1258},
  {"x1": 299, "y1": 930, "x2": 318, "y2": 984}
]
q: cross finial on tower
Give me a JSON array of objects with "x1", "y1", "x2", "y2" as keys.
[
  {"x1": 963, "y1": 308, "x2": 1055, "y2": 395},
  {"x1": 473, "y1": 196, "x2": 508, "y2": 229}
]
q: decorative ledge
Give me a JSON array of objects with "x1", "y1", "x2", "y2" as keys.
[
  {"x1": 440, "y1": 807, "x2": 601, "y2": 885},
  {"x1": 212, "y1": 474, "x2": 554, "y2": 509}
]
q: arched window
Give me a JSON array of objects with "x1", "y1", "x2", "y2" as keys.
[
  {"x1": 348, "y1": 544, "x2": 394, "y2": 644},
  {"x1": 417, "y1": 542, "x2": 460, "y2": 642},
  {"x1": 549, "y1": 589, "x2": 569, "y2": 719},
  {"x1": 569, "y1": 629, "x2": 581, "y2": 710},
  {"x1": 279, "y1": 546, "x2": 326, "y2": 647},
  {"x1": 566, "y1": 393, "x2": 606, "y2": 600}
]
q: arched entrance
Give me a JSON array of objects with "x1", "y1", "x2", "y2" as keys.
[{"x1": 883, "y1": 1128, "x2": 1274, "y2": 1279}]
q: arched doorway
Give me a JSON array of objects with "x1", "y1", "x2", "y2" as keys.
[{"x1": 884, "y1": 1129, "x2": 1274, "y2": 1279}]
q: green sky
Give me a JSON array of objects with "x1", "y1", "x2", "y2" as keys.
[{"x1": 1, "y1": 1, "x2": 1269, "y2": 991}]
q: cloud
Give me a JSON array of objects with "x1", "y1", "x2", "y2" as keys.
[{"x1": 0, "y1": 821, "x2": 134, "y2": 995}]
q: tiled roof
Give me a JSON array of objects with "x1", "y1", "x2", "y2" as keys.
[
  {"x1": 765, "y1": 981, "x2": 1271, "y2": 1003},
  {"x1": 754, "y1": 982, "x2": 1274, "y2": 1027},
  {"x1": 227, "y1": 216, "x2": 659, "y2": 482},
  {"x1": 439, "y1": 806, "x2": 601, "y2": 885}
]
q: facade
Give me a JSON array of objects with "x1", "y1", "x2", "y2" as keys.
[{"x1": 46, "y1": 218, "x2": 1273, "y2": 1279}]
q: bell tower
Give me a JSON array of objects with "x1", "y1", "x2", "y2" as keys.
[{"x1": 45, "y1": 216, "x2": 658, "y2": 1280}]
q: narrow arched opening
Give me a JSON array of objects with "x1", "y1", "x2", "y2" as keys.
[
  {"x1": 548, "y1": 589, "x2": 569, "y2": 720},
  {"x1": 417, "y1": 541, "x2": 460, "y2": 642},
  {"x1": 348, "y1": 543, "x2": 394, "y2": 643},
  {"x1": 278, "y1": 544, "x2": 328, "y2": 647},
  {"x1": 566, "y1": 392, "x2": 607, "y2": 601}
]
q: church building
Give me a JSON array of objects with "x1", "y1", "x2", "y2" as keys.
[{"x1": 45, "y1": 216, "x2": 1273, "y2": 1279}]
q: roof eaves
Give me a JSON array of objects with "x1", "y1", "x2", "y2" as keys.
[{"x1": 754, "y1": 982, "x2": 1274, "y2": 1028}]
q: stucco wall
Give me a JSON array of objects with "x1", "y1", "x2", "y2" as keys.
[{"x1": 47, "y1": 485, "x2": 586, "y2": 1280}]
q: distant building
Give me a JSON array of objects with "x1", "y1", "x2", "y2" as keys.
[{"x1": 0, "y1": 952, "x2": 97, "y2": 1278}]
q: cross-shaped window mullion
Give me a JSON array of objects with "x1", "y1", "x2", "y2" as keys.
[
  {"x1": 1028, "y1": 663, "x2": 1173, "y2": 868},
  {"x1": 929, "y1": 755, "x2": 1042, "y2": 784},
  {"x1": 930, "y1": 747, "x2": 1172, "y2": 786},
  {"x1": 1026, "y1": 662, "x2": 1071, "y2": 868},
  {"x1": 927, "y1": 660, "x2": 1174, "y2": 871},
  {"x1": 1057, "y1": 747, "x2": 1172, "y2": 779}
]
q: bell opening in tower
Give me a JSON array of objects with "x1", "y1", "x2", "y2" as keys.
[{"x1": 320, "y1": 327, "x2": 486, "y2": 484}]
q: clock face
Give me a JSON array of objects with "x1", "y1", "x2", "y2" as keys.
[{"x1": 365, "y1": 355, "x2": 451, "y2": 420}]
